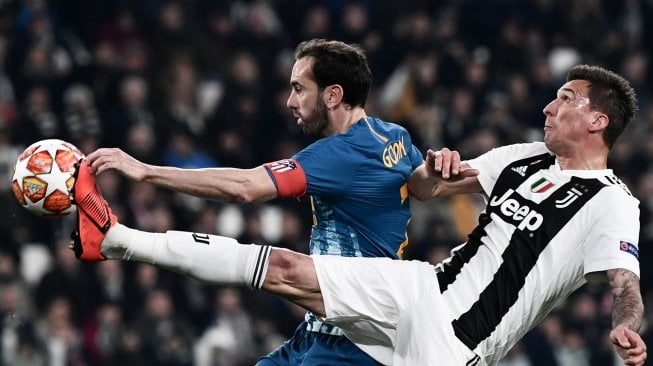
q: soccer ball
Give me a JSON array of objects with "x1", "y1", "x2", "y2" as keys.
[{"x1": 11, "y1": 139, "x2": 85, "y2": 217}]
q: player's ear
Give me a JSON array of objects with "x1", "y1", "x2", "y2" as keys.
[
  {"x1": 324, "y1": 84, "x2": 343, "y2": 109},
  {"x1": 589, "y1": 113, "x2": 608, "y2": 132}
]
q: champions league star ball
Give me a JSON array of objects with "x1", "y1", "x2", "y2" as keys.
[{"x1": 11, "y1": 139, "x2": 85, "y2": 217}]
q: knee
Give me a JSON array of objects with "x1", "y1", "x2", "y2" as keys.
[
  {"x1": 265, "y1": 248, "x2": 315, "y2": 287},
  {"x1": 267, "y1": 249, "x2": 298, "y2": 283}
]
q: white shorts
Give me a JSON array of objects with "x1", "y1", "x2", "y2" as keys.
[{"x1": 313, "y1": 255, "x2": 482, "y2": 366}]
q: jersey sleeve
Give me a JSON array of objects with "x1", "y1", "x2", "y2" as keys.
[
  {"x1": 582, "y1": 192, "x2": 640, "y2": 280},
  {"x1": 263, "y1": 159, "x2": 307, "y2": 198},
  {"x1": 409, "y1": 144, "x2": 424, "y2": 170},
  {"x1": 466, "y1": 142, "x2": 549, "y2": 195}
]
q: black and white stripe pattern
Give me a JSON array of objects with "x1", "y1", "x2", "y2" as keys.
[
  {"x1": 439, "y1": 153, "x2": 607, "y2": 351},
  {"x1": 437, "y1": 153, "x2": 554, "y2": 293},
  {"x1": 453, "y1": 178, "x2": 603, "y2": 350},
  {"x1": 466, "y1": 354, "x2": 481, "y2": 366},
  {"x1": 251, "y1": 245, "x2": 272, "y2": 289}
]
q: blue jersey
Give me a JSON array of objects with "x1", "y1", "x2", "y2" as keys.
[
  {"x1": 293, "y1": 117, "x2": 423, "y2": 259},
  {"x1": 257, "y1": 117, "x2": 424, "y2": 365}
]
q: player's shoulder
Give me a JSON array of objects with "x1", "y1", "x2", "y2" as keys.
[
  {"x1": 598, "y1": 173, "x2": 638, "y2": 199},
  {"x1": 365, "y1": 116, "x2": 410, "y2": 135},
  {"x1": 327, "y1": 116, "x2": 415, "y2": 150},
  {"x1": 360, "y1": 117, "x2": 416, "y2": 148}
]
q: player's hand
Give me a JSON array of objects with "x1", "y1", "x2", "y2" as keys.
[
  {"x1": 86, "y1": 148, "x2": 149, "y2": 181},
  {"x1": 610, "y1": 324, "x2": 647, "y2": 366},
  {"x1": 424, "y1": 148, "x2": 479, "y2": 182}
]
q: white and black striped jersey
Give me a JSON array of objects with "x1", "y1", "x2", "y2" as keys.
[{"x1": 437, "y1": 142, "x2": 640, "y2": 365}]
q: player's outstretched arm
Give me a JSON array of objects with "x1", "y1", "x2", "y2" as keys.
[
  {"x1": 86, "y1": 148, "x2": 278, "y2": 203},
  {"x1": 263, "y1": 249, "x2": 326, "y2": 317},
  {"x1": 408, "y1": 148, "x2": 481, "y2": 200},
  {"x1": 607, "y1": 268, "x2": 647, "y2": 366}
]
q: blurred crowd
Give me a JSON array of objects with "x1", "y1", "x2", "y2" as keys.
[{"x1": 0, "y1": 0, "x2": 652, "y2": 365}]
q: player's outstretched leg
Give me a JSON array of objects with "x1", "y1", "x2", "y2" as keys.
[
  {"x1": 70, "y1": 159, "x2": 117, "y2": 262},
  {"x1": 67, "y1": 159, "x2": 272, "y2": 289},
  {"x1": 66, "y1": 163, "x2": 323, "y2": 318}
]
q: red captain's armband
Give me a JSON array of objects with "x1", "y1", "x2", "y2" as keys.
[{"x1": 264, "y1": 159, "x2": 307, "y2": 198}]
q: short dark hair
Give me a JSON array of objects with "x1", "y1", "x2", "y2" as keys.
[
  {"x1": 294, "y1": 39, "x2": 372, "y2": 108},
  {"x1": 567, "y1": 65, "x2": 638, "y2": 148}
]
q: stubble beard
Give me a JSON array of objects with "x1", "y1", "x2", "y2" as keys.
[{"x1": 299, "y1": 99, "x2": 329, "y2": 138}]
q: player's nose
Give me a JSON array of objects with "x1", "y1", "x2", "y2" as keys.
[
  {"x1": 286, "y1": 92, "x2": 297, "y2": 109},
  {"x1": 542, "y1": 99, "x2": 556, "y2": 117}
]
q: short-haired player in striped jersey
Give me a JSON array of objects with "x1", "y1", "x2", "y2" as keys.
[
  {"x1": 73, "y1": 39, "x2": 450, "y2": 365},
  {"x1": 71, "y1": 65, "x2": 646, "y2": 365}
]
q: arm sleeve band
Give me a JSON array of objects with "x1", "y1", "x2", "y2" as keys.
[{"x1": 264, "y1": 159, "x2": 307, "y2": 198}]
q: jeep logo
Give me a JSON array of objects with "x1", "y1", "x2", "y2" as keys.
[{"x1": 489, "y1": 189, "x2": 543, "y2": 231}]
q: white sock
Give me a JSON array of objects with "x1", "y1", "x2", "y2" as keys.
[{"x1": 102, "y1": 224, "x2": 270, "y2": 289}]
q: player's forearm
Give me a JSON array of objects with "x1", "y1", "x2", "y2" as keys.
[
  {"x1": 408, "y1": 164, "x2": 482, "y2": 200},
  {"x1": 407, "y1": 165, "x2": 439, "y2": 200},
  {"x1": 608, "y1": 268, "x2": 644, "y2": 331},
  {"x1": 143, "y1": 165, "x2": 277, "y2": 203}
]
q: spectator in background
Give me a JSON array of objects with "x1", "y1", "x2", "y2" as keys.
[
  {"x1": 86, "y1": 40, "x2": 122, "y2": 115},
  {"x1": 135, "y1": 288, "x2": 194, "y2": 366},
  {"x1": 15, "y1": 85, "x2": 59, "y2": 144},
  {"x1": 0, "y1": 35, "x2": 17, "y2": 129},
  {"x1": 34, "y1": 241, "x2": 99, "y2": 327},
  {"x1": 108, "y1": 326, "x2": 152, "y2": 365},
  {"x1": 105, "y1": 75, "x2": 155, "y2": 148},
  {"x1": 194, "y1": 288, "x2": 258, "y2": 366},
  {"x1": 0, "y1": 251, "x2": 43, "y2": 366},
  {"x1": 122, "y1": 264, "x2": 161, "y2": 322},
  {"x1": 207, "y1": 50, "x2": 263, "y2": 167},
  {"x1": 82, "y1": 302, "x2": 124, "y2": 366},
  {"x1": 148, "y1": 1, "x2": 200, "y2": 81},
  {"x1": 62, "y1": 83, "x2": 102, "y2": 145},
  {"x1": 0, "y1": 127, "x2": 21, "y2": 193},
  {"x1": 300, "y1": 5, "x2": 331, "y2": 42},
  {"x1": 94, "y1": 260, "x2": 125, "y2": 306},
  {"x1": 12, "y1": 13, "x2": 71, "y2": 97},
  {"x1": 96, "y1": 7, "x2": 145, "y2": 66},
  {"x1": 35, "y1": 297, "x2": 84, "y2": 366},
  {"x1": 163, "y1": 128, "x2": 217, "y2": 170}
]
